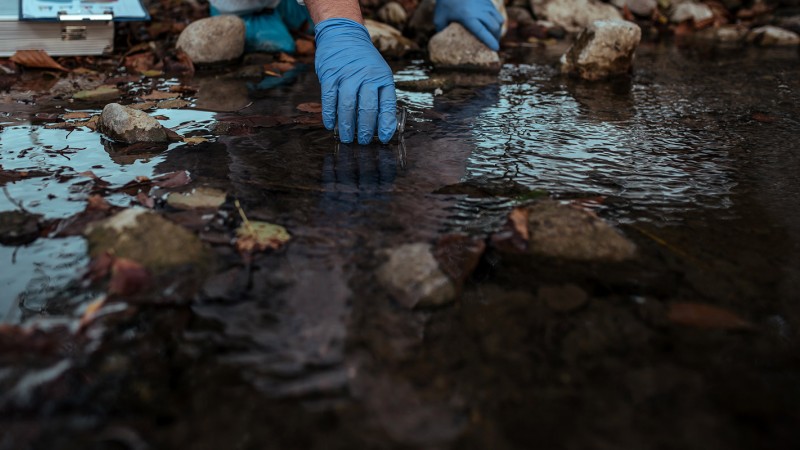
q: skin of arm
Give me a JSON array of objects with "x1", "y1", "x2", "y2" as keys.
[{"x1": 303, "y1": 0, "x2": 363, "y2": 24}]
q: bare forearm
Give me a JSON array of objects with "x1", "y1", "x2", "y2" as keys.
[{"x1": 304, "y1": 0, "x2": 363, "y2": 24}]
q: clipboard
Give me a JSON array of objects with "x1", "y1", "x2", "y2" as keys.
[{"x1": 18, "y1": 0, "x2": 150, "y2": 22}]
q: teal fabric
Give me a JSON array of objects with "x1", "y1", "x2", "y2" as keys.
[{"x1": 210, "y1": 0, "x2": 313, "y2": 54}]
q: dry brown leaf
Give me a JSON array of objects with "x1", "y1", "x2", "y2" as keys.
[
  {"x1": 62, "y1": 111, "x2": 91, "y2": 120},
  {"x1": 141, "y1": 90, "x2": 179, "y2": 100},
  {"x1": 296, "y1": 102, "x2": 322, "y2": 113},
  {"x1": 295, "y1": 39, "x2": 315, "y2": 55},
  {"x1": 10, "y1": 50, "x2": 69, "y2": 71},
  {"x1": 109, "y1": 258, "x2": 151, "y2": 296},
  {"x1": 277, "y1": 52, "x2": 296, "y2": 63},
  {"x1": 667, "y1": 302, "x2": 753, "y2": 330},
  {"x1": 508, "y1": 207, "x2": 530, "y2": 241},
  {"x1": 128, "y1": 102, "x2": 156, "y2": 110}
]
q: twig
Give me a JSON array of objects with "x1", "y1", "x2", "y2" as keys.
[
  {"x1": 2, "y1": 185, "x2": 30, "y2": 213},
  {"x1": 234, "y1": 198, "x2": 255, "y2": 236}
]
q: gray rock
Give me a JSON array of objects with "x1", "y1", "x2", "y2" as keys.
[
  {"x1": 376, "y1": 1, "x2": 408, "y2": 30},
  {"x1": 530, "y1": 0, "x2": 623, "y2": 33},
  {"x1": 506, "y1": 6, "x2": 536, "y2": 25},
  {"x1": 626, "y1": 0, "x2": 657, "y2": 16},
  {"x1": 694, "y1": 24, "x2": 748, "y2": 44},
  {"x1": 176, "y1": 15, "x2": 245, "y2": 64},
  {"x1": 407, "y1": 0, "x2": 437, "y2": 43},
  {"x1": 776, "y1": 16, "x2": 800, "y2": 35},
  {"x1": 98, "y1": 103, "x2": 170, "y2": 144},
  {"x1": 376, "y1": 243, "x2": 457, "y2": 309},
  {"x1": 428, "y1": 23, "x2": 501, "y2": 72},
  {"x1": 364, "y1": 19, "x2": 418, "y2": 58},
  {"x1": 747, "y1": 26, "x2": 800, "y2": 46},
  {"x1": 85, "y1": 208, "x2": 211, "y2": 275},
  {"x1": 561, "y1": 20, "x2": 641, "y2": 80},
  {"x1": 669, "y1": 2, "x2": 714, "y2": 24},
  {"x1": 525, "y1": 200, "x2": 636, "y2": 261}
]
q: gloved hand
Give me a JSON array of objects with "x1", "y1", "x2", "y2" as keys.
[
  {"x1": 314, "y1": 18, "x2": 397, "y2": 145},
  {"x1": 434, "y1": 0, "x2": 504, "y2": 51}
]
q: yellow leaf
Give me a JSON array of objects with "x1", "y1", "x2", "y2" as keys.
[{"x1": 236, "y1": 221, "x2": 291, "y2": 254}]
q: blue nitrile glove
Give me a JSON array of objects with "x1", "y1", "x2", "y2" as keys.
[
  {"x1": 314, "y1": 18, "x2": 397, "y2": 145},
  {"x1": 434, "y1": 0, "x2": 504, "y2": 51}
]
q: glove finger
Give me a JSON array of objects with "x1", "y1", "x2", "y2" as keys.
[
  {"x1": 464, "y1": 18, "x2": 500, "y2": 51},
  {"x1": 488, "y1": 7, "x2": 504, "y2": 28},
  {"x1": 478, "y1": 15, "x2": 503, "y2": 40},
  {"x1": 377, "y1": 84, "x2": 397, "y2": 144},
  {"x1": 357, "y1": 84, "x2": 380, "y2": 145},
  {"x1": 337, "y1": 81, "x2": 359, "y2": 144},
  {"x1": 320, "y1": 78, "x2": 337, "y2": 130}
]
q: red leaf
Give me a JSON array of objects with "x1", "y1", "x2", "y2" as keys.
[
  {"x1": 109, "y1": 258, "x2": 151, "y2": 296},
  {"x1": 667, "y1": 302, "x2": 753, "y2": 330}
]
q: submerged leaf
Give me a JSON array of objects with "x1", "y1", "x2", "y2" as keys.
[
  {"x1": 236, "y1": 221, "x2": 291, "y2": 254},
  {"x1": 667, "y1": 302, "x2": 753, "y2": 330}
]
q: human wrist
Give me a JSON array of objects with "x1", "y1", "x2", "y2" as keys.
[
  {"x1": 314, "y1": 18, "x2": 371, "y2": 45},
  {"x1": 304, "y1": 0, "x2": 363, "y2": 25}
]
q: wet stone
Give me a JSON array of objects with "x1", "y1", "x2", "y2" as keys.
[
  {"x1": 407, "y1": 0, "x2": 436, "y2": 43},
  {"x1": 538, "y1": 284, "x2": 589, "y2": 312},
  {"x1": 670, "y1": 2, "x2": 714, "y2": 24},
  {"x1": 176, "y1": 15, "x2": 246, "y2": 64},
  {"x1": 525, "y1": 200, "x2": 636, "y2": 261},
  {"x1": 560, "y1": 20, "x2": 642, "y2": 81},
  {"x1": 364, "y1": 19, "x2": 418, "y2": 58},
  {"x1": 98, "y1": 103, "x2": 170, "y2": 144},
  {"x1": 166, "y1": 187, "x2": 227, "y2": 210},
  {"x1": 395, "y1": 77, "x2": 455, "y2": 92},
  {"x1": 376, "y1": 243, "x2": 457, "y2": 309},
  {"x1": 530, "y1": 0, "x2": 623, "y2": 33},
  {"x1": 376, "y1": 2, "x2": 408, "y2": 30},
  {"x1": 0, "y1": 210, "x2": 42, "y2": 246},
  {"x1": 746, "y1": 26, "x2": 800, "y2": 46},
  {"x1": 85, "y1": 208, "x2": 211, "y2": 275},
  {"x1": 428, "y1": 23, "x2": 501, "y2": 72}
]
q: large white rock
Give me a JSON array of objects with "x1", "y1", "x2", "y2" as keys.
[
  {"x1": 530, "y1": 0, "x2": 623, "y2": 33},
  {"x1": 98, "y1": 103, "x2": 170, "y2": 144},
  {"x1": 428, "y1": 23, "x2": 501, "y2": 71},
  {"x1": 670, "y1": 2, "x2": 714, "y2": 24},
  {"x1": 364, "y1": 19, "x2": 418, "y2": 57},
  {"x1": 747, "y1": 26, "x2": 800, "y2": 46},
  {"x1": 561, "y1": 20, "x2": 642, "y2": 80},
  {"x1": 176, "y1": 15, "x2": 245, "y2": 64}
]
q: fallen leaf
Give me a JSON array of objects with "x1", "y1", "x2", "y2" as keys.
[
  {"x1": 508, "y1": 207, "x2": 530, "y2": 241},
  {"x1": 433, "y1": 234, "x2": 486, "y2": 284},
  {"x1": 264, "y1": 62, "x2": 295, "y2": 74},
  {"x1": 141, "y1": 90, "x2": 178, "y2": 100},
  {"x1": 157, "y1": 99, "x2": 190, "y2": 109},
  {"x1": 0, "y1": 165, "x2": 48, "y2": 185},
  {"x1": 163, "y1": 50, "x2": 195, "y2": 77},
  {"x1": 166, "y1": 187, "x2": 226, "y2": 210},
  {"x1": 152, "y1": 170, "x2": 191, "y2": 188},
  {"x1": 10, "y1": 50, "x2": 69, "y2": 71},
  {"x1": 297, "y1": 102, "x2": 322, "y2": 113},
  {"x1": 182, "y1": 136, "x2": 208, "y2": 145},
  {"x1": 109, "y1": 258, "x2": 152, "y2": 296},
  {"x1": 667, "y1": 302, "x2": 753, "y2": 330},
  {"x1": 263, "y1": 70, "x2": 281, "y2": 78},
  {"x1": 62, "y1": 111, "x2": 91, "y2": 120},
  {"x1": 128, "y1": 102, "x2": 156, "y2": 110},
  {"x1": 236, "y1": 221, "x2": 291, "y2": 254},
  {"x1": 141, "y1": 70, "x2": 164, "y2": 78},
  {"x1": 73, "y1": 85, "x2": 120, "y2": 101},
  {"x1": 79, "y1": 296, "x2": 106, "y2": 327},
  {"x1": 136, "y1": 192, "x2": 155, "y2": 209}
]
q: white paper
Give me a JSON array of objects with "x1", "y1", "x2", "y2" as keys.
[{"x1": 21, "y1": 0, "x2": 148, "y2": 20}]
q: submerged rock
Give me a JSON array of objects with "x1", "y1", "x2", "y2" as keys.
[
  {"x1": 376, "y1": 243, "x2": 457, "y2": 309},
  {"x1": 525, "y1": 200, "x2": 636, "y2": 261},
  {"x1": 530, "y1": 0, "x2": 622, "y2": 33},
  {"x1": 746, "y1": 26, "x2": 800, "y2": 46},
  {"x1": 85, "y1": 208, "x2": 211, "y2": 275},
  {"x1": 364, "y1": 19, "x2": 418, "y2": 57},
  {"x1": 98, "y1": 103, "x2": 170, "y2": 144},
  {"x1": 376, "y1": 2, "x2": 408, "y2": 30},
  {"x1": 539, "y1": 284, "x2": 589, "y2": 312},
  {"x1": 0, "y1": 210, "x2": 41, "y2": 246},
  {"x1": 428, "y1": 23, "x2": 501, "y2": 72},
  {"x1": 176, "y1": 15, "x2": 245, "y2": 64},
  {"x1": 560, "y1": 20, "x2": 641, "y2": 80}
]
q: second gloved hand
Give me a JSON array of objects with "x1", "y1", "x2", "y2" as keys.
[
  {"x1": 314, "y1": 18, "x2": 397, "y2": 144},
  {"x1": 434, "y1": 0, "x2": 504, "y2": 51}
]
